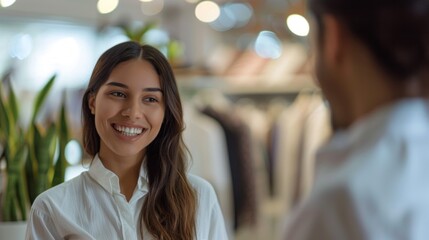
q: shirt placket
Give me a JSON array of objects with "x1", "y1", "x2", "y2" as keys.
[{"x1": 110, "y1": 178, "x2": 138, "y2": 239}]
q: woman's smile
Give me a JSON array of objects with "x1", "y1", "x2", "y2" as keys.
[{"x1": 112, "y1": 123, "x2": 146, "y2": 137}]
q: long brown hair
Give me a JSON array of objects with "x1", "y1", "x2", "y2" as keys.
[{"x1": 82, "y1": 41, "x2": 196, "y2": 239}]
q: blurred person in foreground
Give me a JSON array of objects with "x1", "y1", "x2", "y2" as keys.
[{"x1": 282, "y1": 0, "x2": 429, "y2": 239}]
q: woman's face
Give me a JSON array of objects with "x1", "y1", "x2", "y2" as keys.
[{"x1": 89, "y1": 59, "x2": 165, "y2": 161}]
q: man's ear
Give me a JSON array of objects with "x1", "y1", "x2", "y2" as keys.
[
  {"x1": 321, "y1": 14, "x2": 345, "y2": 65},
  {"x1": 88, "y1": 93, "x2": 95, "y2": 114}
]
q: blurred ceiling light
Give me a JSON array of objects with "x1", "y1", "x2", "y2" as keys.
[
  {"x1": 225, "y1": 2, "x2": 253, "y2": 28},
  {"x1": 254, "y1": 31, "x2": 282, "y2": 59},
  {"x1": 195, "y1": 1, "x2": 220, "y2": 23},
  {"x1": 141, "y1": 0, "x2": 164, "y2": 16},
  {"x1": 9, "y1": 34, "x2": 33, "y2": 60},
  {"x1": 97, "y1": 0, "x2": 118, "y2": 14},
  {"x1": 210, "y1": 6, "x2": 236, "y2": 31},
  {"x1": 139, "y1": 0, "x2": 153, "y2": 2},
  {"x1": 210, "y1": 2, "x2": 253, "y2": 31},
  {"x1": 286, "y1": 14, "x2": 310, "y2": 37},
  {"x1": 185, "y1": 0, "x2": 199, "y2": 3},
  {"x1": 0, "y1": 0, "x2": 16, "y2": 8}
]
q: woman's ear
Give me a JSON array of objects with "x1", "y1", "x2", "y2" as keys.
[
  {"x1": 88, "y1": 93, "x2": 96, "y2": 114},
  {"x1": 322, "y1": 14, "x2": 346, "y2": 65}
]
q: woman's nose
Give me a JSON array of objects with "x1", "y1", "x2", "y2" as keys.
[{"x1": 121, "y1": 101, "x2": 143, "y2": 120}]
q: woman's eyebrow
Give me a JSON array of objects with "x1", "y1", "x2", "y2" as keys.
[
  {"x1": 144, "y1": 88, "x2": 163, "y2": 94},
  {"x1": 106, "y1": 82, "x2": 128, "y2": 88},
  {"x1": 106, "y1": 82, "x2": 163, "y2": 93}
]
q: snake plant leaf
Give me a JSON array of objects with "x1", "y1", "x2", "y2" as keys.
[
  {"x1": 30, "y1": 74, "x2": 55, "y2": 124},
  {"x1": 0, "y1": 75, "x2": 19, "y2": 163},
  {"x1": 0, "y1": 84, "x2": 10, "y2": 139},
  {"x1": 45, "y1": 122, "x2": 58, "y2": 173},
  {"x1": 121, "y1": 22, "x2": 156, "y2": 43},
  {"x1": 14, "y1": 144, "x2": 29, "y2": 220},
  {"x1": 33, "y1": 123, "x2": 57, "y2": 197},
  {"x1": 26, "y1": 144, "x2": 37, "y2": 204},
  {"x1": 52, "y1": 96, "x2": 70, "y2": 187},
  {"x1": 122, "y1": 26, "x2": 136, "y2": 41},
  {"x1": 136, "y1": 22, "x2": 157, "y2": 42},
  {"x1": 3, "y1": 173, "x2": 16, "y2": 221},
  {"x1": 0, "y1": 82, "x2": 19, "y2": 147},
  {"x1": 26, "y1": 75, "x2": 56, "y2": 203},
  {"x1": 33, "y1": 124, "x2": 47, "y2": 169},
  {"x1": 26, "y1": 123, "x2": 41, "y2": 203},
  {"x1": 7, "y1": 83, "x2": 19, "y2": 124},
  {"x1": 46, "y1": 123, "x2": 58, "y2": 160},
  {"x1": 15, "y1": 176, "x2": 28, "y2": 220},
  {"x1": 7, "y1": 85, "x2": 20, "y2": 154},
  {"x1": 3, "y1": 143, "x2": 28, "y2": 221},
  {"x1": 1, "y1": 74, "x2": 62, "y2": 221}
]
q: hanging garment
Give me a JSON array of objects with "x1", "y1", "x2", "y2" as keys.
[
  {"x1": 235, "y1": 99, "x2": 270, "y2": 202},
  {"x1": 202, "y1": 106, "x2": 258, "y2": 231},
  {"x1": 266, "y1": 99, "x2": 291, "y2": 197},
  {"x1": 183, "y1": 103, "x2": 234, "y2": 237},
  {"x1": 272, "y1": 92, "x2": 321, "y2": 213}
]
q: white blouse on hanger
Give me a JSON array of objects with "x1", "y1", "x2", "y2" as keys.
[{"x1": 183, "y1": 103, "x2": 234, "y2": 237}]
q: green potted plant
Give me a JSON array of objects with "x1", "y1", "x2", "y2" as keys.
[
  {"x1": 119, "y1": 22, "x2": 184, "y2": 66},
  {"x1": 0, "y1": 74, "x2": 72, "y2": 239}
]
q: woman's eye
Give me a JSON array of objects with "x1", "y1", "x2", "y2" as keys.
[
  {"x1": 144, "y1": 97, "x2": 158, "y2": 103},
  {"x1": 111, "y1": 92, "x2": 126, "y2": 98}
]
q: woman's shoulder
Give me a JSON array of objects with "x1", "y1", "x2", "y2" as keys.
[
  {"x1": 187, "y1": 174, "x2": 214, "y2": 192},
  {"x1": 32, "y1": 173, "x2": 87, "y2": 210},
  {"x1": 187, "y1": 174, "x2": 217, "y2": 202}
]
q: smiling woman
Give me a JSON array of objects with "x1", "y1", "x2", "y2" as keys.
[
  {"x1": 89, "y1": 59, "x2": 166, "y2": 169},
  {"x1": 25, "y1": 41, "x2": 228, "y2": 240}
]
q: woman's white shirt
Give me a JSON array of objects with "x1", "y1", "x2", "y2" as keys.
[
  {"x1": 282, "y1": 99, "x2": 429, "y2": 240},
  {"x1": 25, "y1": 155, "x2": 228, "y2": 240}
]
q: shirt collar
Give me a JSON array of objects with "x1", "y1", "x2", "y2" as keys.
[
  {"x1": 88, "y1": 154, "x2": 149, "y2": 195},
  {"x1": 314, "y1": 98, "x2": 429, "y2": 183},
  {"x1": 319, "y1": 98, "x2": 429, "y2": 154}
]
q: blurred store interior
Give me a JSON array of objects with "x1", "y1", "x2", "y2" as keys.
[{"x1": 0, "y1": 0, "x2": 331, "y2": 239}]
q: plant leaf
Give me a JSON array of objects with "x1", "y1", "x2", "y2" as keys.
[
  {"x1": 122, "y1": 26, "x2": 135, "y2": 41},
  {"x1": 15, "y1": 144, "x2": 29, "y2": 220},
  {"x1": 2, "y1": 174, "x2": 15, "y2": 221},
  {"x1": 33, "y1": 123, "x2": 55, "y2": 197},
  {"x1": 7, "y1": 83, "x2": 19, "y2": 123},
  {"x1": 52, "y1": 96, "x2": 70, "y2": 187},
  {"x1": 25, "y1": 75, "x2": 56, "y2": 204},
  {"x1": 0, "y1": 83, "x2": 10, "y2": 140},
  {"x1": 136, "y1": 22, "x2": 157, "y2": 43},
  {"x1": 30, "y1": 74, "x2": 55, "y2": 124}
]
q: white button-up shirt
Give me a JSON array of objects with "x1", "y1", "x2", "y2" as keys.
[
  {"x1": 282, "y1": 99, "x2": 429, "y2": 240},
  {"x1": 26, "y1": 155, "x2": 228, "y2": 240}
]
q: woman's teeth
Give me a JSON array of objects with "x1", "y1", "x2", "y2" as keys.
[{"x1": 114, "y1": 125, "x2": 144, "y2": 136}]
